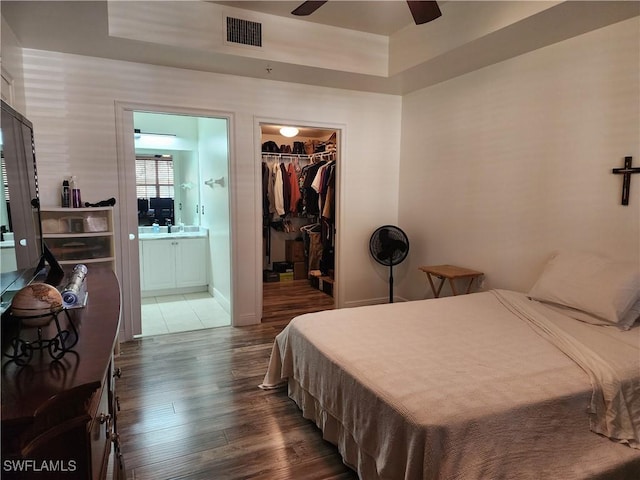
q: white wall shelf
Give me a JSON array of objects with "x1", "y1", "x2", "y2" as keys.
[{"x1": 40, "y1": 207, "x2": 115, "y2": 270}]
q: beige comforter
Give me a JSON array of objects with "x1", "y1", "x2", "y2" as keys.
[{"x1": 261, "y1": 290, "x2": 640, "y2": 480}]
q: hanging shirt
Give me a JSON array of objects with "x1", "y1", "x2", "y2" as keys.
[
  {"x1": 262, "y1": 162, "x2": 271, "y2": 217},
  {"x1": 322, "y1": 162, "x2": 335, "y2": 220},
  {"x1": 311, "y1": 162, "x2": 327, "y2": 193},
  {"x1": 303, "y1": 160, "x2": 326, "y2": 216},
  {"x1": 272, "y1": 162, "x2": 285, "y2": 216},
  {"x1": 267, "y1": 160, "x2": 276, "y2": 215},
  {"x1": 280, "y1": 162, "x2": 291, "y2": 214},
  {"x1": 312, "y1": 162, "x2": 331, "y2": 213},
  {"x1": 287, "y1": 162, "x2": 301, "y2": 214}
]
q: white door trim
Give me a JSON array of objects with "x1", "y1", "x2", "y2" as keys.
[
  {"x1": 254, "y1": 116, "x2": 346, "y2": 319},
  {"x1": 114, "y1": 101, "x2": 235, "y2": 341}
]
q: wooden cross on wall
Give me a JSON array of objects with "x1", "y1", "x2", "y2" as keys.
[{"x1": 612, "y1": 156, "x2": 640, "y2": 206}]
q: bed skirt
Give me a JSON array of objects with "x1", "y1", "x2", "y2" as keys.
[{"x1": 288, "y1": 377, "x2": 382, "y2": 480}]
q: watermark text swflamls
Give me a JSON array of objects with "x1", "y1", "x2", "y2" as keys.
[{"x1": 3, "y1": 459, "x2": 77, "y2": 473}]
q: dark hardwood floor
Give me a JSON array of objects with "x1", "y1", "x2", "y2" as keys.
[
  {"x1": 261, "y1": 279, "x2": 336, "y2": 322},
  {"x1": 117, "y1": 280, "x2": 355, "y2": 480}
]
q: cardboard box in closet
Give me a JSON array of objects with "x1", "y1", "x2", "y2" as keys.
[
  {"x1": 285, "y1": 240, "x2": 305, "y2": 263},
  {"x1": 293, "y1": 262, "x2": 307, "y2": 280}
]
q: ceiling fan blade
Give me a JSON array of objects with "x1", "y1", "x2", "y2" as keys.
[
  {"x1": 291, "y1": 1, "x2": 328, "y2": 16},
  {"x1": 406, "y1": 1, "x2": 442, "y2": 25}
]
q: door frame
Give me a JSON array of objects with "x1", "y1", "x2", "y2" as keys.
[
  {"x1": 114, "y1": 101, "x2": 235, "y2": 341},
  {"x1": 254, "y1": 117, "x2": 346, "y2": 319}
]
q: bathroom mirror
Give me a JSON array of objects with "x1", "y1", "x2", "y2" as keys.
[
  {"x1": 135, "y1": 153, "x2": 200, "y2": 227},
  {"x1": 134, "y1": 112, "x2": 203, "y2": 228}
]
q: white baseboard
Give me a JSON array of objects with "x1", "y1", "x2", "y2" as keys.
[
  {"x1": 235, "y1": 313, "x2": 260, "y2": 326},
  {"x1": 343, "y1": 295, "x2": 410, "y2": 308},
  {"x1": 141, "y1": 285, "x2": 207, "y2": 298},
  {"x1": 212, "y1": 287, "x2": 231, "y2": 314}
]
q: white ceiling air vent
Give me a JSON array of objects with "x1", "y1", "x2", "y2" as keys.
[{"x1": 226, "y1": 16, "x2": 262, "y2": 47}]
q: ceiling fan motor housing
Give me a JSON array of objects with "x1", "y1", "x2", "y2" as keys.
[{"x1": 292, "y1": 1, "x2": 442, "y2": 25}]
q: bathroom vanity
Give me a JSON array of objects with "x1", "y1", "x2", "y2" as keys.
[{"x1": 138, "y1": 226, "x2": 208, "y2": 296}]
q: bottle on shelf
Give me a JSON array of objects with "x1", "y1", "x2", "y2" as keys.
[
  {"x1": 70, "y1": 176, "x2": 82, "y2": 208},
  {"x1": 61, "y1": 179, "x2": 70, "y2": 208},
  {"x1": 152, "y1": 220, "x2": 160, "y2": 233}
]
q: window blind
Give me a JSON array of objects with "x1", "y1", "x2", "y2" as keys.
[
  {"x1": 1, "y1": 157, "x2": 9, "y2": 201},
  {"x1": 136, "y1": 155, "x2": 174, "y2": 198}
]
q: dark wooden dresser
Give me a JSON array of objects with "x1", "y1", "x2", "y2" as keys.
[{"x1": 1, "y1": 267, "x2": 125, "y2": 479}]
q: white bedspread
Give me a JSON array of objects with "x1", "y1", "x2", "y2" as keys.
[
  {"x1": 494, "y1": 289, "x2": 640, "y2": 450},
  {"x1": 261, "y1": 290, "x2": 640, "y2": 480}
]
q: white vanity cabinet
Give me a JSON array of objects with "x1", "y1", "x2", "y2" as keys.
[
  {"x1": 140, "y1": 238, "x2": 175, "y2": 291},
  {"x1": 140, "y1": 236, "x2": 208, "y2": 295},
  {"x1": 174, "y1": 238, "x2": 208, "y2": 287}
]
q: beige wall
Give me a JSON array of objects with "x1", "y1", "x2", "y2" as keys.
[
  {"x1": 15, "y1": 48, "x2": 402, "y2": 335},
  {"x1": 0, "y1": 16, "x2": 26, "y2": 111},
  {"x1": 6, "y1": 14, "x2": 638, "y2": 332},
  {"x1": 398, "y1": 17, "x2": 640, "y2": 299}
]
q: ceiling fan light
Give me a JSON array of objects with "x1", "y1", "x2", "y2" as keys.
[{"x1": 280, "y1": 126, "x2": 299, "y2": 138}]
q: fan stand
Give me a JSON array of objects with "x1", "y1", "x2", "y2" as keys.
[
  {"x1": 388, "y1": 262, "x2": 394, "y2": 303},
  {"x1": 369, "y1": 225, "x2": 409, "y2": 305}
]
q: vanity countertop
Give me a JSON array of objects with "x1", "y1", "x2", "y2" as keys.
[
  {"x1": 0, "y1": 234, "x2": 15, "y2": 248},
  {"x1": 138, "y1": 226, "x2": 207, "y2": 240}
]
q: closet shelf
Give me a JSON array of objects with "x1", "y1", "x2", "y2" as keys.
[{"x1": 261, "y1": 150, "x2": 336, "y2": 162}]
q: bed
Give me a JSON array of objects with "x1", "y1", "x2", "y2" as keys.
[{"x1": 260, "y1": 251, "x2": 640, "y2": 479}]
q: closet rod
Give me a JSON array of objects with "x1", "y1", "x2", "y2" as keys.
[{"x1": 261, "y1": 151, "x2": 336, "y2": 161}]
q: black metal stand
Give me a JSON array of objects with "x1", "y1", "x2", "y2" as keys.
[
  {"x1": 4, "y1": 308, "x2": 78, "y2": 366},
  {"x1": 39, "y1": 242, "x2": 65, "y2": 286}
]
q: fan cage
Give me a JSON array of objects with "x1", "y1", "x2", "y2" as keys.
[{"x1": 369, "y1": 225, "x2": 409, "y2": 267}]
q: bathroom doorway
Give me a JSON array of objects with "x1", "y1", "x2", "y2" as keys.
[{"x1": 115, "y1": 103, "x2": 233, "y2": 340}]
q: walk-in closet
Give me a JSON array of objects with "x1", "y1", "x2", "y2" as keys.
[{"x1": 260, "y1": 124, "x2": 338, "y2": 321}]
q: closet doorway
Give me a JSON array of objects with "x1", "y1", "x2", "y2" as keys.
[{"x1": 260, "y1": 123, "x2": 338, "y2": 322}]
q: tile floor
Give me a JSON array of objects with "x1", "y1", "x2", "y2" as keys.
[{"x1": 141, "y1": 292, "x2": 230, "y2": 336}]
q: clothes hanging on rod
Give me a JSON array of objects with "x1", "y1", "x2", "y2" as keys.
[
  {"x1": 261, "y1": 147, "x2": 337, "y2": 275},
  {"x1": 262, "y1": 151, "x2": 335, "y2": 219}
]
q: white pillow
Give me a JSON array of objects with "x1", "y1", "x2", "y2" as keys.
[
  {"x1": 528, "y1": 251, "x2": 640, "y2": 325},
  {"x1": 619, "y1": 299, "x2": 640, "y2": 330}
]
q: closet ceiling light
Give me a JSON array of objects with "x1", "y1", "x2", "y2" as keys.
[{"x1": 280, "y1": 127, "x2": 299, "y2": 138}]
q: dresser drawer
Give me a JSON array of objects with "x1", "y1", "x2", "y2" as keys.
[{"x1": 89, "y1": 382, "x2": 111, "y2": 480}]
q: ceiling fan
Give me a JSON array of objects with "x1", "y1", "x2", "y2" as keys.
[{"x1": 292, "y1": 1, "x2": 442, "y2": 25}]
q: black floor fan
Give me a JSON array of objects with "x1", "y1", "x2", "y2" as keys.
[{"x1": 369, "y1": 225, "x2": 410, "y2": 303}]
